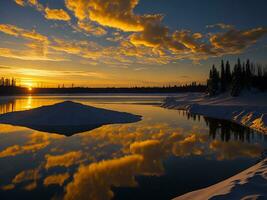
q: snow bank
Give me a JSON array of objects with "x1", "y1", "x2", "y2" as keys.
[
  {"x1": 173, "y1": 158, "x2": 267, "y2": 200},
  {"x1": 161, "y1": 92, "x2": 267, "y2": 200},
  {"x1": 0, "y1": 101, "x2": 141, "y2": 135},
  {"x1": 161, "y1": 92, "x2": 267, "y2": 134}
]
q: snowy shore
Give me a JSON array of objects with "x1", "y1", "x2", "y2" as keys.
[
  {"x1": 161, "y1": 92, "x2": 267, "y2": 200},
  {"x1": 161, "y1": 92, "x2": 267, "y2": 134},
  {"x1": 174, "y1": 158, "x2": 267, "y2": 200}
]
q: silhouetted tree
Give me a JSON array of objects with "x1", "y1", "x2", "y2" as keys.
[
  {"x1": 220, "y1": 60, "x2": 226, "y2": 92},
  {"x1": 225, "y1": 60, "x2": 232, "y2": 89},
  {"x1": 207, "y1": 65, "x2": 220, "y2": 96},
  {"x1": 231, "y1": 59, "x2": 242, "y2": 96},
  {"x1": 245, "y1": 59, "x2": 252, "y2": 89}
]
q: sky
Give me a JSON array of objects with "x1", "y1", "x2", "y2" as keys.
[{"x1": 0, "y1": 0, "x2": 267, "y2": 87}]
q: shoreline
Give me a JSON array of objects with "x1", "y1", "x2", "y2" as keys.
[
  {"x1": 160, "y1": 92, "x2": 267, "y2": 199},
  {"x1": 161, "y1": 92, "x2": 267, "y2": 134}
]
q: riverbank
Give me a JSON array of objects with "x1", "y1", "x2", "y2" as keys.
[
  {"x1": 173, "y1": 158, "x2": 267, "y2": 200},
  {"x1": 161, "y1": 91, "x2": 267, "y2": 134},
  {"x1": 161, "y1": 91, "x2": 267, "y2": 199}
]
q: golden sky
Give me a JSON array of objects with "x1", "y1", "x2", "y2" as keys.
[{"x1": 0, "y1": 0, "x2": 267, "y2": 87}]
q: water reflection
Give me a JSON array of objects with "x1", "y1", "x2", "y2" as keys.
[
  {"x1": 0, "y1": 96, "x2": 266, "y2": 200},
  {"x1": 0, "y1": 99, "x2": 15, "y2": 114}
]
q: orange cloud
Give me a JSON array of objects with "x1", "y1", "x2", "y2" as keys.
[
  {"x1": 209, "y1": 140, "x2": 263, "y2": 160},
  {"x1": 12, "y1": 169, "x2": 40, "y2": 184},
  {"x1": 11, "y1": 1, "x2": 267, "y2": 63},
  {"x1": 210, "y1": 27, "x2": 267, "y2": 54},
  {"x1": 43, "y1": 173, "x2": 70, "y2": 186},
  {"x1": 14, "y1": 0, "x2": 44, "y2": 11},
  {"x1": 1, "y1": 184, "x2": 15, "y2": 190},
  {"x1": 45, "y1": 151, "x2": 83, "y2": 169},
  {"x1": 65, "y1": 0, "x2": 161, "y2": 32},
  {"x1": 77, "y1": 21, "x2": 107, "y2": 36},
  {"x1": 0, "y1": 24, "x2": 47, "y2": 41},
  {"x1": 14, "y1": 0, "x2": 25, "y2": 6},
  {"x1": 45, "y1": 7, "x2": 71, "y2": 21},
  {"x1": 0, "y1": 132, "x2": 62, "y2": 158},
  {"x1": 64, "y1": 155, "x2": 144, "y2": 200}
]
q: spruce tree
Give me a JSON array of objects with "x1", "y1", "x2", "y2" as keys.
[
  {"x1": 207, "y1": 65, "x2": 220, "y2": 96},
  {"x1": 245, "y1": 59, "x2": 251, "y2": 89},
  {"x1": 231, "y1": 59, "x2": 242, "y2": 96},
  {"x1": 225, "y1": 60, "x2": 231, "y2": 90},
  {"x1": 220, "y1": 60, "x2": 226, "y2": 92}
]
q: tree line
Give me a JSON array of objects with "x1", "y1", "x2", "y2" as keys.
[
  {"x1": 207, "y1": 58, "x2": 267, "y2": 96},
  {"x1": 0, "y1": 77, "x2": 16, "y2": 87}
]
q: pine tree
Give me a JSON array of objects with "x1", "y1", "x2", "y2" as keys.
[
  {"x1": 245, "y1": 59, "x2": 251, "y2": 89},
  {"x1": 220, "y1": 60, "x2": 226, "y2": 92},
  {"x1": 242, "y1": 62, "x2": 246, "y2": 88},
  {"x1": 225, "y1": 60, "x2": 231, "y2": 90},
  {"x1": 207, "y1": 65, "x2": 220, "y2": 96},
  {"x1": 231, "y1": 59, "x2": 242, "y2": 96}
]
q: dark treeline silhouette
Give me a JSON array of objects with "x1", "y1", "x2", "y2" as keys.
[
  {"x1": 0, "y1": 77, "x2": 16, "y2": 87},
  {"x1": 207, "y1": 58, "x2": 267, "y2": 96},
  {"x1": 0, "y1": 77, "x2": 28, "y2": 95},
  {"x1": 0, "y1": 81, "x2": 206, "y2": 95}
]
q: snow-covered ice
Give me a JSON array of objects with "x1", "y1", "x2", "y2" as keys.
[
  {"x1": 0, "y1": 101, "x2": 142, "y2": 135},
  {"x1": 161, "y1": 91, "x2": 267, "y2": 200},
  {"x1": 173, "y1": 158, "x2": 267, "y2": 200},
  {"x1": 161, "y1": 91, "x2": 267, "y2": 134}
]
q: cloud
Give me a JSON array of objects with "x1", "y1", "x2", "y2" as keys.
[
  {"x1": 0, "y1": 24, "x2": 51, "y2": 60},
  {"x1": 209, "y1": 27, "x2": 267, "y2": 54},
  {"x1": 43, "y1": 173, "x2": 70, "y2": 186},
  {"x1": 0, "y1": 184, "x2": 15, "y2": 191},
  {"x1": 14, "y1": 0, "x2": 25, "y2": 6},
  {"x1": 209, "y1": 140, "x2": 263, "y2": 160},
  {"x1": 11, "y1": 1, "x2": 267, "y2": 64},
  {"x1": 14, "y1": 0, "x2": 44, "y2": 11},
  {"x1": 0, "y1": 24, "x2": 71, "y2": 61},
  {"x1": 0, "y1": 132, "x2": 62, "y2": 158},
  {"x1": 0, "y1": 47, "x2": 67, "y2": 61},
  {"x1": 207, "y1": 23, "x2": 234, "y2": 30},
  {"x1": 65, "y1": 0, "x2": 161, "y2": 32},
  {"x1": 0, "y1": 24, "x2": 47, "y2": 42},
  {"x1": 172, "y1": 134, "x2": 208, "y2": 157},
  {"x1": 2, "y1": 67, "x2": 106, "y2": 79},
  {"x1": 12, "y1": 169, "x2": 40, "y2": 184},
  {"x1": 64, "y1": 155, "x2": 144, "y2": 200},
  {"x1": 77, "y1": 21, "x2": 107, "y2": 36},
  {"x1": 45, "y1": 7, "x2": 71, "y2": 21},
  {"x1": 45, "y1": 151, "x2": 83, "y2": 169},
  {"x1": 11, "y1": 168, "x2": 40, "y2": 190},
  {"x1": 130, "y1": 140, "x2": 161, "y2": 158}
]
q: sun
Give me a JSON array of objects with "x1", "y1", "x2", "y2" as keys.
[{"x1": 28, "y1": 87, "x2": 32, "y2": 91}]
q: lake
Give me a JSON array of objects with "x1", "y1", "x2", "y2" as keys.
[{"x1": 0, "y1": 94, "x2": 266, "y2": 200}]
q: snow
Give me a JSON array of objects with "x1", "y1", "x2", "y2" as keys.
[
  {"x1": 161, "y1": 91, "x2": 267, "y2": 200},
  {"x1": 0, "y1": 101, "x2": 142, "y2": 135},
  {"x1": 161, "y1": 91, "x2": 267, "y2": 134},
  {"x1": 173, "y1": 158, "x2": 267, "y2": 200}
]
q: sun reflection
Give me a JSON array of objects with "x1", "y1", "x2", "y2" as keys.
[{"x1": 25, "y1": 96, "x2": 32, "y2": 109}]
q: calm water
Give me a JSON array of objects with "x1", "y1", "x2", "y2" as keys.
[{"x1": 0, "y1": 95, "x2": 266, "y2": 200}]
